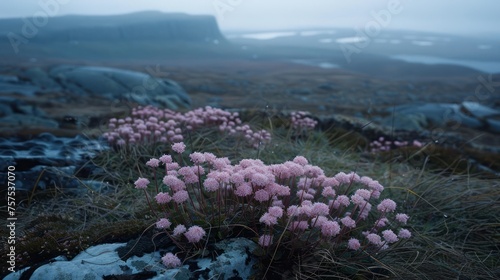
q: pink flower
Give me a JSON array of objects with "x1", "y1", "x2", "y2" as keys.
[
  {"x1": 304, "y1": 165, "x2": 324, "y2": 178},
  {"x1": 134, "y1": 177, "x2": 150, "y2": 189},
  {"x1": 287, "y1": 205, "x2": 299, "y2": 217},
  {"x1": 311, "y1": 202, "x2": 329, "y2": 216},
  {"x1": 234, "y1": 183, "x2": 253, "y2": 197},
  {"x1": 322, "y1": 177, "x2": 340, "y2": 188},
  {"x1": 166, "y1": 162, "x2": 180, "y2": 171},
  {"x1": 271, "y1": 184, "x2": 290, "y2": 196},
  {"x1": 334, "y1": 195, "x2": 350, "y2": 208},
  {"x1": 340, "y1": 216, "x2": 356, "y2": 228},
  {"x1": 290, "y1": 220, "x2": 309, "y2": 232},
  {"x1": 172, "y1": 142, "x2": 186, "y2": 153},
  {"x1": 251, "y1": 173, "x2": 270, "y2": 186},
  {"x1": 382, "y1": 229, "x2": 399, "y2": 243},
  {"x1": 398, "y1": 229, "x2": 411, "y2": 239},
  {"x1": 296, "y1": 190, "x2": 314, "y2": 200},
  {"x1": 413, "y1": 140, "x2": 423, "y2": 147},
  {"x1": 163, "y1": 175, "x2": 186, "y2": 192},
  {"x1": 259, "y1": 234, "x2": 273, "y2": 247},
  {"x1": 375, "y1": 217, "x2": 389, "y2": 228},
  {"x1": 203, "y1": 177, "x2": 220, "y2": 192},
  {"x1": 230, "y1": 173, "x2": 245, "y2": 185},
  {"x1": 156, "y1": 218, "x2": 171, "y2": 229},
  {"x1": 155, "y1": 192, "x2": 172, "y2": 204},
  {"x1": 350, "y1": 194, "x2": 366, "y2": 206},
  {"x1": 366, "y1": 233, "x2": 383, "y2": 245},
  {"x1": 267, "y1": 206, "x2": 283, "y2": 218},
  {"x1": 347, "y1": 172, "x2": 361, "y2": 182},
  {"x1": 191, "y1": 165, "x2": 205, "y2": 176},
  {"x1": 146, "y1": 158, "x2": 160, "y2": 167},
  {"x1": 321, "y1": 186, "x2": 336, "y2": 198},
  {"x1": 173, "y1": 224, "x2": 187, "y2": 237},
  {"x1": 181, "y1": 174, "x2": 198, "y2": 185},
  {"x1": 359, "y1": 202, "x2": 372, "y2": 219},
  {"x1": 311, "y1": 216, "x2": 328, "y2": 228},
  {"x1": 184, "y1": 226, "x2": 206, "y2": 243},
  {"x1": 377, "y1": 199, "x2": 397, "y2": 213},
  {"x1": 334, "y1": 172, "x2": 352, "y2": 184},
  {"x1": 298, "y1": 205, "x2": 312, "y2": 217},
  {"x1": 209, "y1": 171, "x2": 230, "y2": 183},
  {"x1": 396, "y1": 213, "x2": 410, "y2": 224},
  {"x1": 320, "y1": 221, "x2": 340, "y2": 237},
  {"x1": 162, "y1": 252, "x2": 181, "y2": 268},
  {"x1": 212, "y1": 158, "x2": 229, "y2": 170},
  {"x1": 159, "y1": 154, "x2": 173, "y2": 164},
  {"x1": 254, "y1": 189, "x2": 270, "y2": 202},
  {"x1": 259, "y1": 213, "x2": 278, "y2": 226},
  {"x1": 293, "y1": 156, "x2": 308, "y2": 166},
  {"x1": 367, "y1": 180, "x2": 384, "y2": 193},
  {"x1": 203, "y1": 152, "x2": 217, "y2": 163},
  {"x1": 189, "y1": 152, "x2": 205, "y2": 164},
  {"x1": 272, "y1": 199, "x2": 284, "y2": 208},
  {"x1": 355, "y1": 189, "x2": 372, "y2": 200},
  {"x1": 172, "y1": 190, "x2": 189, "y2": 204},
  {"x1": 178, "y1": 166, "x2": 195, "y2": 177},
  {"x1": 348, "y1": 238, "x2": 361, "y2": 250},
  {"x1": 284, "y1": 161, "x2": 304, "y2": 177}
]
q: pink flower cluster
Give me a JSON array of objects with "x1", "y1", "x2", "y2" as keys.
[
  {"x1": 137, "y1": 151, "x2": 411, "y2": 268},
  {"x1": 290, "y1": 111, "x2": 318, "y2": 131},
  {"x1": 103, "y1": 106, "x2": 271, "y2": 148},
  {"x1": 161, "y1": 252, "x2": 181, "y2": 268},
  {"x1": 370, "y1": 137, "x2": 425, "y2": 153}
]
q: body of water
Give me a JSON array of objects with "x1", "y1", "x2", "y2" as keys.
[{"x1": 391, "y1": 55, "x2": 500, "y2": 73}]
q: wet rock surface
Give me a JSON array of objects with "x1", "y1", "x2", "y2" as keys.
[{"x1": 0, "y1": 133, "x2": 109, "y2": 192}]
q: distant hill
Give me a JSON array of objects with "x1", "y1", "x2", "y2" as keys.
[{"x1": 0, "y1": 11, "x2": 226, "y2": 43}]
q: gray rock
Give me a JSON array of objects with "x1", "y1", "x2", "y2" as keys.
[
  {"x1": 5, "y1": 238, "x2": 258, "y2": 280},
  {"x1": 392, "y1": 103, "x2": 484, "y2": 130},
  {"x1": 486, "y1": 119, "x2": 500, "y2": 133},
  {"x1": 379, "y1": 113, "x2": 428, "y2": 131},
  {"x1": 23, "y1": 67, "x2": 60, "y2": 89},
  {"x1": 0, "y1": 114, "x2": 59, "y2": 128},
  {"x1": 49, "y1": 65, "x2": 191, "y2": 109},
  {"x1": 377, "y1": 101, "x2": 500, "y2": 134},
  {"x1": 461, "y1": 101, "x2": 500, "y2": 119},
  {"x1": 0, "y1": 133, "x2": 109, "y2": 192},
  {"x1": 0, "y1": 82, "x2": 40, "y2": 96},
  {"x1": 0, "y1": 74, "x2": 18, "y2": 83}
]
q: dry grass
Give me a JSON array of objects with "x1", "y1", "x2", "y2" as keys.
[{"x1": 1, "y1": 109, "x2": 499, "y2": 279}]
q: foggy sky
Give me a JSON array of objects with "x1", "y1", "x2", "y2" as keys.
[{"x1": 0, "y1": 0, "x2": 499, "y2": 36}]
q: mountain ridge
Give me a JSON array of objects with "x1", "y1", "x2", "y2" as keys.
[{"x1": 1, "y1": 11, "x2": 226, "y2": 43}]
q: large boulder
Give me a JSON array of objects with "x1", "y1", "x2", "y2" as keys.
[
  {"x1": 0, "y1": 65, "x2": 191, "y2": 136},
  {"x1": 49, "y1": 65, "x2": 192, "y2": 109}
]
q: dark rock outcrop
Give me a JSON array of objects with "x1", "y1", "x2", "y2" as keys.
[{"x1": 0, "y1": 133, "x2": 108, "y2": 192}]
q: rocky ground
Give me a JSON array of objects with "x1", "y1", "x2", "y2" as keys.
[
  {"x1": 1, "y1": 60, "x2": 499, "y2": 188},
  {"x1": 1, "y1": 59, "x2": 500, "y2": 279}
]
